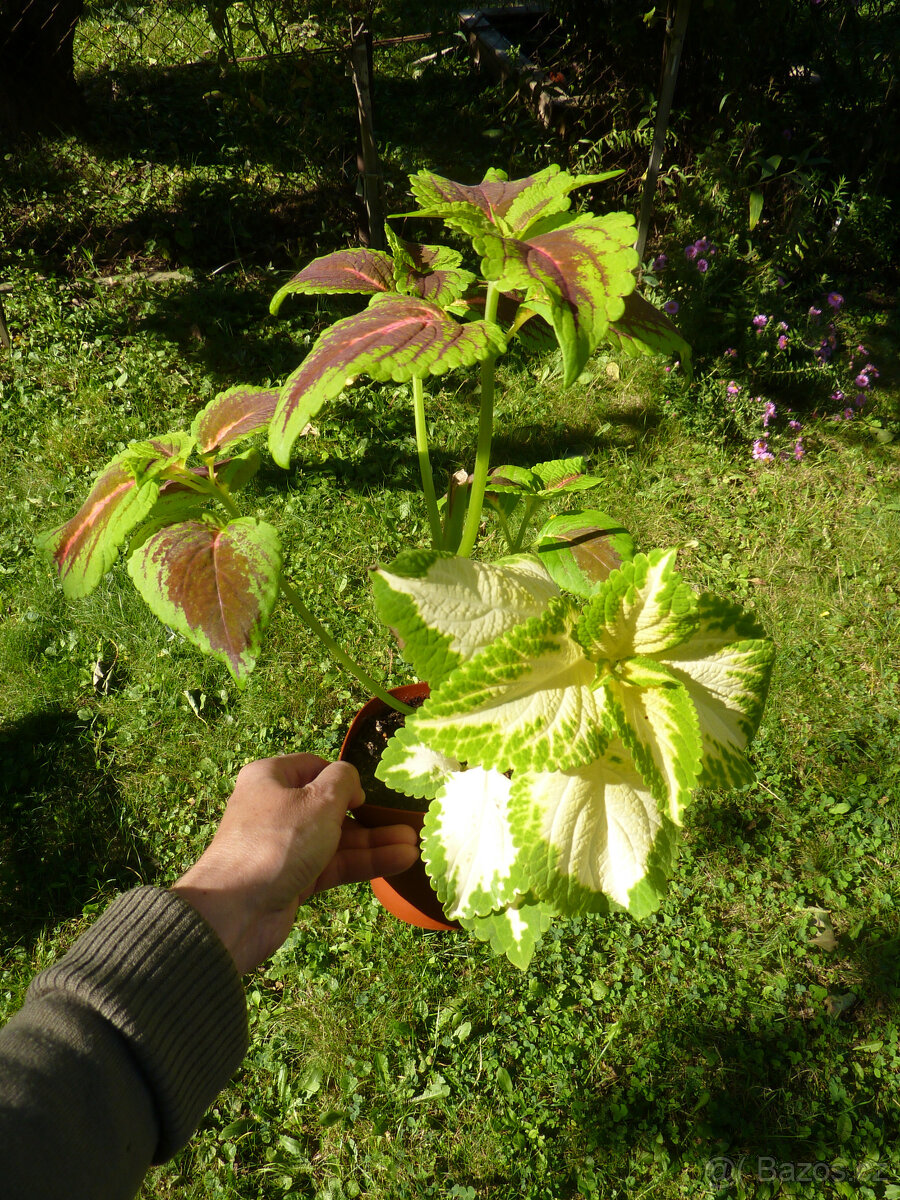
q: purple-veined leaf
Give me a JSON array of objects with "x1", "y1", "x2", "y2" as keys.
[
  {"x1": 405, "y1": 164, "x2": 621, "y2": 238},
  {"x1": 127, "y1": 516, "x2": 282, "y2": 682},
  {"x1": 38, "y1": 435, "x2": 194, "y2": 599},
  {"x1": 476, "y1": 213, "x2": 639, "y2": 385},
  {"x1": 270, "y1": 249, "x2": 396, "y2": 313},
  {"x1": 385, "y1": 227, "x2": 475, "y2": 306},
  {"x1": 192, "y1": 386, "x2": 279, "y2": 453},
  {"x1": 536, "y1": 510, "x2": 636, "y2": 598},
  {"x1": 606, "y1": 291, "x2": 693, "y2": 378},
  {"x1": 269, "y1": 293, "x2": 507, "y2": 467}
]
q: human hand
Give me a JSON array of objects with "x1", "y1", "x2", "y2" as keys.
[{"x1": 171, "y1": 754, "x2": 420, "y2": 974}]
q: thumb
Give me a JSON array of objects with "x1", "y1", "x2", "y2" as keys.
[{"x1": 300, "y1": 761, "x2": 366, "y2": 817}]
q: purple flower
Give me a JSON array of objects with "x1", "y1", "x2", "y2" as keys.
[
  {"x1": 843, "y1": 408, "x2": 854, "y2": 420},
  {"x1": 762, "y1": 400, "x2": 777, "y2": 427},
  {"x1": 694, "y1": 237, "x2": 711, "y2": 254},
  {"x1": 777, "y1": 335, "x2": 788, "y2": 350},
  {"x1": 809, "y1": 306, "x2": 822, "y2": 322},
  {"x1": 830, "y1": 389, "x2": 845, "y2": 404},
  {"x1": 778, "y1": 321, "x2": 789, "y2": 332},
  {"x1": 865, "y1": 363, "x2": 880, "y2": 381},
  {"x1": 685, "y1": 244, "x2": 699, "y2": 261},
  {"x1": 652, "y1": 253, "x2": 668, "y2": 272},
  {"x1": 776, "y1": 274, "x2": 787, "y2": 288},
  {"x1": 726, "y1": 381, "x2": 741, "y2": 395},
  {"x1": 827, "y1": 292, "x2": 844, "y2": 310},
  {"x1": 855, "y1": 392, "x2": 867, "y2": 408},
  {"x1": 788, "y1": 419, "x2": 802, "y2": 431},
  {"x1": 663, "y1": 300, "x2": 679, "y2": 315},
  {"x1": 752, "y1": 314, "x2": 769, "y2": 329},
  {"x1": 857, "y1": 344, "x2": 869, "y2": 355},
  {"x1": 752, "y1": 439, "x2": 774, "y2": 462},
  {"x1": 724, "y1": 347, "x2": 737, "y2": 358},
  {"x1": 855, "y1": 372, "x2": 871, "y2": 389},
  {"x1": 793, "y1": 439, "x2": 805, "y2": 460},
  {"x1": 696, "y1": 258, "x2": 709, "y2": 273}
]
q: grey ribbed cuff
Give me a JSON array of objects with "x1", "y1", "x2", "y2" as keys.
[{"x1": 27, "y1": 886, "x2": 249, "y2": 1161}]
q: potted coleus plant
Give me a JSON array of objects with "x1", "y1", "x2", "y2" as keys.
[{"x1": 40, "y1": 164, "x2": 772, "y2": 966}]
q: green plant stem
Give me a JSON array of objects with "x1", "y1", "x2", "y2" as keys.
[
  {"x1": 494, "y1": 504, "x2": 516, "y2": 553},
  {"x1": 279, "y1": 577, "x2": 413, "y2": 715},
  {"x1": 511, "y1": 497, "x2": 540, "y2": 553},
  {"x1": 210, "y1": 477, "x2": 412, "y2": 715},
  {"x1": 458, "y1": 282, "x2": 501, "y2": 559},
  {"x1": 412, "y1": 376, "x2": 443, "y2": 548}
]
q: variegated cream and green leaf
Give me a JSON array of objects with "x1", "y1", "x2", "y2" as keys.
[
  {"x1": 458, "y1": 900, "x2": 556, "y2": 970},
  {"x1": 370, "y1": 550, "x2": 559, "y2": 690},
  {"x1": 372, "y1": 547, "x2": 773, "y2": 965},
  {"x1": 420, "y1": 766, "x2": 527, "y2": 920}
]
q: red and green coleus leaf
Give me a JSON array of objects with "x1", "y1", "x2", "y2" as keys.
[
  {"x1": 38, "y1": 434, "x2": 195, "y2": 599},
  {"x1": 269, "y1": 293, "x2": 506, "y2": 466},
  {"x1": 457, "y1": 900, "x2": 556, "y2": 970},
  {"x1": 606, "y1": 291, "x2": 693, "y2": 378},
  {"x1": 475, "y1": 213, "x2": 640, "y2": 385},
  {"x1": 487, "y1": 456, "x2": 602, "y2": 498},
  {"x1": 421, "y1": 767, "x2": 529, "y2": 919},
  {"x1": 132, "y1": 450, "x2": 263, "y2": 540},
  {"x1": 384, "y1": 226, "x2": 475, "y2": 306},
  {"x1": 510, "y1": 739, "x2": 680, "y2": 917},
  {"x1": 127, "y1": 516, "x2": 282, "y2": 683},
  {"x1": 192, "y1": 386, "x2": 279, "y2": 454},
  {"x1": 535, "y1": 510, "x2": 636, "y2": 598},
  {"x1": 269, "y1": 249, "x2": 397, "y2": 312},
  {"x1": 371, "y1": 550, "x2": 559, "y2": 690},
  {"x1": 405, "y1": 164, "x2": 621, "y2": 239},
  {"x1": 407, "y1": 597, "x2": 611, "y2": 774}
]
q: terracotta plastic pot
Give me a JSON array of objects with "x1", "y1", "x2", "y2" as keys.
[{"x1": 340, "y1": 682, "x2": 459, "y2": 932}]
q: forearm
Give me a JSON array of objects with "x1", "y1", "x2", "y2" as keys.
[{"x1": 0, "y1": 888, "x2": 248, "y2": 1200}]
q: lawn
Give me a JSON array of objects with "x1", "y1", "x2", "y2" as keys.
[{"x1": 1, "y1": 4, "x2": 899, "y2": 1198}]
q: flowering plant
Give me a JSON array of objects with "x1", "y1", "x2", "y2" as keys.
[{"x1": 40, "y1": 165, "x2": 772, "y2": 965}]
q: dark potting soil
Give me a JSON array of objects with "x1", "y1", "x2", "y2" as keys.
[{"x1": 343, "y1": 696, "x2": 429, "y2": 811}]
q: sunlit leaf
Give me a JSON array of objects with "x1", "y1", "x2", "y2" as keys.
[
  {"x1": 408, "y1": 597, "x2": 609, "y2": 773},
  {"x1": 458, "y1": 900, "x2": 555, "y2": 969},
  {"x1": 385, "y1": 226, "x2": 475, "y2": 306},
  {"x1": 536, "y1": 510, "x2": 635, "y2": 597},
  {"x1": 192, "y1": 386, "x2": 279, "y2": 453},
  {"x1": 371, "y1": 550, "x2": 558, "y2": 689},
  {"x1": 475, "y1": 213, "x2": 639, "y2": 384},
  {"x1": 605, "y1": 291, "x2": 693, "y2": 378},
  {"x1": 511, "y1": 740, "x2": 680, "y2": 915},
  {"x1": 38, "y1": 436, "x2": 193, "y2": 599},
  {"x1": 422, "y1": 767, "x2": 526, "y2": 918},
  {"x1": 127, "y1": 516, "x2": 282, "y2": 682},
  {"x1": 269, "y1": 294, "x2": 506, "y2": 466},
  {"x1": 270, "y1": 249, "x2": 396, "y2": 312},
  {"x1": 405, "y1": 164, "x2": 621, "y2": 238}
]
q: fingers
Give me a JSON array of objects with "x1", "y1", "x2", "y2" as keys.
[
  {"x1": 303, "y1": 761, "x2": 366, "y2": 813},
  {"x1": 235, "y1": 756, "x2": 365, "y2": 814},
  {"x1": 313, "y1": 833, "x2": 421, "y2": 894},
  {"x1": 238, "y1": 753, "x2": 330, "y2": 790}
]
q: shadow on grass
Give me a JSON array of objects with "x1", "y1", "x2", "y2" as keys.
[{"x1": 0, "y1": 709, "x2": 149, "y2": 952}]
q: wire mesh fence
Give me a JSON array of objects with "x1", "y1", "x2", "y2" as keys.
[{"x1": 73, "y1": 1, "x2": 331, "y2": 75}]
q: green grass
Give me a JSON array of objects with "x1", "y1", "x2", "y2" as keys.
[{"x1": 2, "y1": 9, "x2": 900, "y2": 1200}]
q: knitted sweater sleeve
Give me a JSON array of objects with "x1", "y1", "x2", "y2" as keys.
[{"x1": 0, "y1": 886, "x2": 249, "y2": 1200}]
